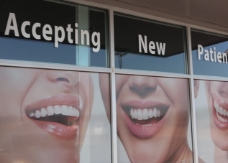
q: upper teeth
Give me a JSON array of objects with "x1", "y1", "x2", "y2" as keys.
[
  {"x1": 130, "y1": 108, "x2": 163, "y2": 120},
  {"x1": 214, "y1": 101, "x2": 228, "y2": 117},
  {"x1": 29, "y1": 105, "x2": 80, "y2": 118}
]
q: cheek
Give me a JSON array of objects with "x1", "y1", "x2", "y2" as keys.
[
  {"x1": 0, "y1": 68, "x2": 37, "y2": 123},
  {"x1": 164, "y1": 80, "x2": 189, "y2": 111}
]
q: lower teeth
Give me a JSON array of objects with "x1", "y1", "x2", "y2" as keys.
[{"x1": 216, "y1": 111, "x2": 228, "y2": 123}]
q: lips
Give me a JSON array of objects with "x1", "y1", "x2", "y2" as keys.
[
  {"x1": 212, "y1": 93, "x2": 228, "y2": 130},
  {"x1": 25, "y1": 95, "x2": 81, "y2": 139},
  {"x1": 121, "y1": 100, "x2": 169, "y2": 139}
]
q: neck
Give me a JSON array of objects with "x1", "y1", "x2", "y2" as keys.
[
  {"x1": 167, "y1": 139, "x2": 193, "y2": 163},
  {"x1": 214, "y1": 146, "x2": 228, "y2": 163}
]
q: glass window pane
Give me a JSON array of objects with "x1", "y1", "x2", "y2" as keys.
[
  {"x1": 191, "y1": 30, "x2": 228, "y2": 77},
  {"x1": 194, "y1": 80, "x2": 228, "y2": 162},
  {"x1": 114, "y1": 13, "x2": 187, "y2": 74},
  {"x1": 0, "y1": 66, "x2": 111, "y2": 163},
  {"x1": 0, "y1": 0, "x2": 109, "y2": 67},
  {"x1": 114, "y1": 74, "x2": 193, "y2": 163}
]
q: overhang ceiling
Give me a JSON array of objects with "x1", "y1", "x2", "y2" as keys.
[{"x1": 117, "y1": 0, "x2": 228, "y2": 29}]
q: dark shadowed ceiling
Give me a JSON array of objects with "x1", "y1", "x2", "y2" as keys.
[{"x1": 117, "y1": 0, "x2": 228, "y2": 29}]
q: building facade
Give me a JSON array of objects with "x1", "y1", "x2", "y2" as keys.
[{"x1": 0, "y1": 0, "x2": 228, "y2": 163}]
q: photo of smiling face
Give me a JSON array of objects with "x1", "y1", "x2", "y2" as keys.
[
  {"x1": 205, "y1": 81, "x2": 228, "y2": 151},
  {"x1": 0, "y1": 67, "x2": 93, "y2": 163},
  {"x1": 100, "y1": 74, "x2": 193, "y2": 163}
]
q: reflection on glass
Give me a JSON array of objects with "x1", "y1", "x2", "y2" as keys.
[
  {"x1": 100, "y1": 74, "x2": 194, "y2": 163},
  {"x1": 0, "y1": 67, "x2": 111, "y2": 163},
  {"x1": 191, "y1": 30, "x2": 228, "y2": 77},
  {"x1": 114, "y1": 14, "x2": 187, "y2": 73}
]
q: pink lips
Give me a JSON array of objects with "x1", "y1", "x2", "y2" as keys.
[
  {"x1": 122, "y1": 100, "x2": 169, "y2": 139},
  {"x1": 212, "y1": 93, "x2": 228, "y2": 130},
  {"x1": 25, "y1": 95, "x2": 80, "y2": 139}
]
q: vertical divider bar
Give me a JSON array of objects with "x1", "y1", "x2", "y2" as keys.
[
  {"x1": 109, "y1": 9, "x2": 118, "y2": 163},
  {"x1": 187, "y1": 26, "x2": 199, "y2": 163}
]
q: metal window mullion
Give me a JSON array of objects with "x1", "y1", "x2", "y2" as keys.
[
  {"x1": 187, "y1": 26, "x2": 199, "y2": 163},
  {"x1": 109, "y1": 8, "x2": 118, "y2": 163}
]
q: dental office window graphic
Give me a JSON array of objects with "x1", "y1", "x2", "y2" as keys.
[
  {"x1": 0, "y1": 67, "x2": 111, "y2": 163},
  {"x1": 192, "y1": 30, "x2": 228, "y2": 77},
  {"x1": 0, "y1": 0, "x2": 108, "y2": 67},
  {"x1": 195, "y1": 80, "x2": 228, "y2": 163},
  {"x1": 114, "y1": 14, "x2": 187, "y2": 73},
  {"x1": 114, "y1": 74, "x2": 194, "y2": 163}
]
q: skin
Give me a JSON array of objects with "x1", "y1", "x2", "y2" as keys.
[
  {"x1": 204, "y1": 81, "x2": 228, "y2": 162},
  {"x1": 0, "y1": 67, "x2": 93, "y2": 163},
  {"x1": 205, "y1": 81, "x2": 228, "y2": 150},
  {"x1": 100, "y1": 74, "x2": 193, "y2": 163}
]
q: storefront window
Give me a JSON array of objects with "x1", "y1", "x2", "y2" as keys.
[
  {"x1": 111, "y1": 74, "x2": 193, "y2": 163},
  {"x1": 191, "y1": 30, "x2": 228, "y2": 77},
  {"x1": 114, "y1": 13, "x2": 187, "y2": 74},
  {"x1": 194, "y1": 80, "x2": 228, "y2": 162},
  {"x1": 0, "y1": 66, "x2": 111, "y2": 163},
  {"x1": 0, "y1": 0, "x2": 109, "y2": 67}
]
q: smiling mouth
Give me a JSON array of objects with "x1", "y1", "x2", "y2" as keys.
[
  {"x1": 26, "y1": 105, "x2": 80, "y2": 126},
  {"x1": 123, "y1": 106, "x2": 168, "y2": 125},
  {"x1": 121, "y1": 100, "x2": 169, "y2": 139},
  {"x1": 25, "y1": 95, "x2": 81, "y2": 139},
  {"x1": 213, "y1": 99, "x2": 228, "y2": 123}
]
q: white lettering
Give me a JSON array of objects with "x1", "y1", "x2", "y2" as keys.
[
  {"x1": 75, "y1": 23, "x2": 78, "y2": 44},
  {"x1": 3, "y1": 13, "x2": 101, "y2": 51},
  {"x1": 66, "y1": 24, "x2": 73, "y2": 44},
  {"x1": 21, "y1": 21, "x2": 30, "y2": 38},
  {"x1": 81, "y1": 30, "x2": 90, "y2": 45},
  {"x1": 210, "y1": 48, "x2": 214, "y2": 62},
  {"x1": 5, "y1": 13, "x2": 19, "y2": 36},
  {"x1": 32, "y1": 23, "x2": 41, "y2": 40},
  {"x1": 217, "y1": 52, "x2": 222, "y2": 63},
  {"x1": 149, "y1": 41, "x2": 155, "y2": 54},
  {"x1": 91, "y1": 32, "x2": 100, "y2": 52},
  {"x1": 198, "y1": 44, "x2": 203, "y2": 60},
  {"x1": 156, "y1": 42, "x2": 166, "y2": 55},
  {"x1": 55, "y1": 26, "x2": 65, "y2": 48},
  {"x1": 138, "y1": 35, "x2": 147, "y2": 53},
  {"x1": 204, "y1": 50, "x2": 209, "y2": 61},
  {"x1": 223, "y1": 53, "x2": 227, "y2": 63},
  {"x1": 42, "y1": 24, "x2": 52, "y2": 41}
]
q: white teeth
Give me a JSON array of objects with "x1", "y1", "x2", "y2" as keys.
[
  {"x1": 129, "y1": 107, "x2": 165, "y2": 121},
  {"x1": 133, "y1": 109, "x2": 137, "y2": 119},
  {"x1": 29, "y1": 113, "x2": 35, "y2": 117},
  {"x1": 28, "y1": 105, "x2": 80, "y2": 119},
  {"x1": 35, "y1": 110, "x2": 41, "y2": 118},
  {"x1": 54, "y1": 105, "x2": 61, "y2": 115},
  {"x1": 47, "y1": 106, "x2": 54, "y2": 116},
  {"x1": 143, "y1": 109, "x2": 149, "y2": 120},
  {"x1": 130, "y1": 109, "x2": 134, "y2": 119},
  {"x1": 153, "y1": 108, "x2": 158, "y2": 117},
  {"x1": 69, "y1": 106, "x2": 74, "y2": 115},
  {"x1": 149, "y1": 109, "x2": 153, "y2": 118},
  {"x1": 219, "y1": 106, "x2": 223, "y2": 115},
  {"x1": 41, "y1": 108, "x2": 47, "y2": 117},
  {"x1": 74, "y1": 108, "x2": 80, "y2": 117},
  {"x1": 216, "y1": 107, "x2": 228, "y2": 122},
  {"x1": 137, "y1": 109, "x2": 143, "y2": 120},
  {"x1": 61, "y1": 105, "x2": 69, "y2": 116},
  {"x1": 214, "y1": 100, "x2": 228, "y2": 118}
]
